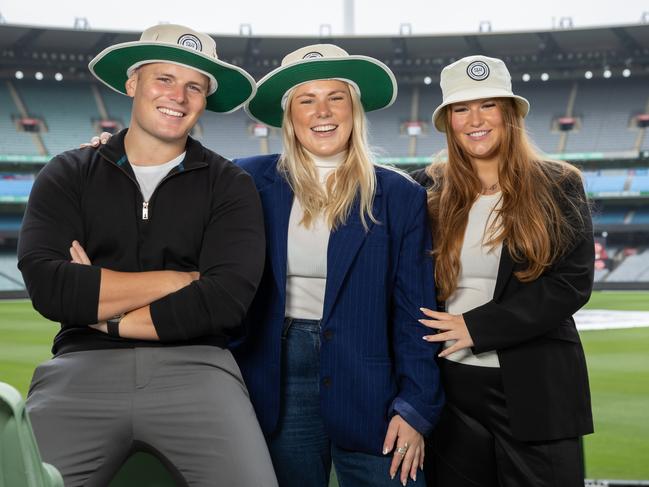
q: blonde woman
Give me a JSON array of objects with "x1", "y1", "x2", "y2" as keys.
[
  {"x1": 233, "y1": 45, "x2": 443, "y2": 486},
  {"x1": 412, "y1": 55, "x2": 594, "y2": 486}
]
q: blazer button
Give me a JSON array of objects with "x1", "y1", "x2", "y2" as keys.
[
  {"x1": 323, "y1": 330, "x2": 333, "y2": 340},
  {"x1": 322, "y1": 377, "x2": 332, "y2": 387}
]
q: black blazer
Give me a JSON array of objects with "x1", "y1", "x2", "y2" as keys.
[{"x1": 411, "y1": 167, "x2": 594, "y2": 442}]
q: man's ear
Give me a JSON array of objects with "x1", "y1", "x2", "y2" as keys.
[{"x1": 125, "y1": 72, "x2": 138, "y2": 98}]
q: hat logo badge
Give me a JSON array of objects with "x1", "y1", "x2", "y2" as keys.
[
  {"x1": 466, "y1": 61, "x2": 489, "y2": 81},
  {"x1": 303, "y1": 51, "x2": 324, "y2": 59},
  {"x1": 178, "y1": 34, "x2": 202, "y2": 52}
]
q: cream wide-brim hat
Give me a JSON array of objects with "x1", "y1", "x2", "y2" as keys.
[
  {"x1": 432, "y1": 55, "x2": 530, "y2": 132},
  {"x1": 88, "y1": 24, "x2": 256, "y2": 113},
  {"x1": 246, "y1": 44, "x2": 397, "y2": 128}
]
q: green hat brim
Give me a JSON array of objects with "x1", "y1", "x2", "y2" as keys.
[
  {"x1": 89, "y1": 43, "x2": 255, "y2": 113},
  {"x1": 246, "y1": 57, "x2": 397, "y2": 128}
]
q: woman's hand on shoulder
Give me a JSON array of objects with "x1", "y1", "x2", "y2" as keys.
[
  {"x1": 80, "y1": 131, "x2": 112, "y2": 148},
  {"x1": 420, "y1": 307, "x2": 474, "y2": 357},
  {"x1": 383, "y1": 414, "x2": 424, "y2": 485}
]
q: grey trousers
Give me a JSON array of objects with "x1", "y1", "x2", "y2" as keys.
[{"x1": 26, "y1": 346, "x2": 278, "y2": 487}]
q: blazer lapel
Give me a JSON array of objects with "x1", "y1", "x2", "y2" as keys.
[
  {"x1": 322, "y1": 182, "x2": 383, "y2": 323},
  {"x1": 258, "y1": 163, "x2": 293, "y2": 300},
  {"x1": 493, "y1": 243, "x2": 515, "y2": 301}
]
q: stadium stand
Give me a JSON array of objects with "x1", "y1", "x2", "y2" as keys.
[
  {"x1": 630, "y1": 174, "x2": 649, "y2": 193},
  {"x1": 0, "y1": 253, "x2": 23, "y2": 291},
  {"x1": 200, "y1": 110, "x2": 266, "y2": 160},
  {"x1": 565, "y1": 78, "x2": 646, "y2": 153},
  {"x1": 366, "y1": 92, "x2": 413, "y2": 157},
  {"x1": 0, "y1": 22, "x2": 648, "y2": 291},
  {"x1": 0, "y1": 175, "x2": 33, "y2": 202},
  {"x1": 605, "y1": 249, "x2": 649, "y2": 281},
  {"x1": 15, "y1": 80, "x2": 98, "y2": 156},
  {"x1": 0, "y1": 82, "x2": 40, "y2": 155},
  {"x1": 515, "y1": 80, "x2": 572, "y2": 153},
  {"x1": 584, "y1": 172, "x2": 628, "y2": 194}
]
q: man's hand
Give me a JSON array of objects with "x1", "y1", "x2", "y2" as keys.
[
  {"x1": 69, "y1": 240, "x2": 199, "y2": 330},
  {"x1": 383, "y1": 415, "x2": 424, "y2": 485},
  {"x1": 80, "y1": 131, "x2": 112, "y2": 149},
  {"x1": 70, "y1": 240, "x2": 91, "y2": 265}
]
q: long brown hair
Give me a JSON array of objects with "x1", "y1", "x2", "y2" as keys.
[
  {"x1": 278, "y1": 83, "x2": 377, "y2": 231},
  {"x1": 427, "y1": 98, "x2": 584, "y2": 301}
]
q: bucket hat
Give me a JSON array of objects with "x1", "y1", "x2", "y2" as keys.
[{"x1": 432, "y1": 55, "x2": 529, "y2": 132}]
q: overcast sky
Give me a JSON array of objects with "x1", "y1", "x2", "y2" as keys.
[{"x1": 1, "y1": 0, "x2": 648, "y2": 36}]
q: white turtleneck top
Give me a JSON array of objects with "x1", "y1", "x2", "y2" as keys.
[
  {"x1": 285, "y1": 151, "x2": 346, "y2": 320},
  {"x1": 444, "y1": 191, "x2": 503, "y2": 367}
]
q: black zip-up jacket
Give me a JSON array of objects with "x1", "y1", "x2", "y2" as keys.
[{"x1": 18, "y1": 129, "x2": 265, "y2": 356}]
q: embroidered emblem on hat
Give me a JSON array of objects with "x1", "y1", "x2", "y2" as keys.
[
  {"x1": 466, "y1": 61, "x2": 490, "y2": 81},
  {"x1": 303, "y1": 51, "x2": 324, "y2": 59},
  {"x1": 178, "y1": 34, "x2": 202, "y2": 52}
]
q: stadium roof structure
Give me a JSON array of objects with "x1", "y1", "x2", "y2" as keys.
[{"x1": 1, "y1": 22, "x2": 649, "y2": 84}]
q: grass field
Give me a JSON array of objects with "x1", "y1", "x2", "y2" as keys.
[{"x1": 1, "y1": 291, "x2": 648, "y2": 480}]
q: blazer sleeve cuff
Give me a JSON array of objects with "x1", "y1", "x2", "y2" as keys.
[{"x1": 389, "y1": 397, "x2": 434, "y2": 436}]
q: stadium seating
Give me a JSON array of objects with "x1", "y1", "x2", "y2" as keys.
[
  {"x1": 199, "y1": 110, "x2": 265, "y2": 159},
  {"x1": 0, "y1": 382, "x2": 63, "y2": 487},
  {"x1": 583, "y1": 172, "x2": 628, "y2": 194},
  {"x1": 0, "y1": 176, "x2": 33, "y2": 202},
  {"x1": 514, "y1": 80, "x2": 571, "y2": 154},
  {"x1": 0, "y1": 253, "x2": 24, "y2": 291},
  {"x1": 15, "y1": 80, "x2": 98, "y2": 156},
  {"x1": 1, "y1": 78, "x2": 648, "y2": 158},
  {"x1": 564, "y1": 79, "x2": 643, "y2": 153},
  {"x1": 604, "y1": 249, "x2": 649, "y2": 281},
  {"x1": 366, "y1": 92, "x2": 414, "y2": 158},
  {"x1": 0, "y1": 84, "x2": 39, "y2": 156},
  {"x1": 629, "y1": 175, "x2": 649, "y2": 193},
  {"x1": 632, "y1": 207, "x2": 649, "y2": 223},
  {"x1": 412, "y1": 86, "x2": 447, "y2": 157}
]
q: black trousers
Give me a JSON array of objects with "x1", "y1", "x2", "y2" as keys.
[{"x1": 424, "y1": 360, "x2": 584, "y2": 487}]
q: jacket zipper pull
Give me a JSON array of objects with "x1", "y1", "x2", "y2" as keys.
[{"x1": 142, "y1": 201, "x2": 149, "y2": 220}]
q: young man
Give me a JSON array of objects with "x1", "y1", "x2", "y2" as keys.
[{"x1": 17, "y1": 24, "x2": 277, "y2": 487}]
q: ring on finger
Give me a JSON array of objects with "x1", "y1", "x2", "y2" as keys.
[{"x1": 396, "y1": 444, "x2": 409, "y2": 455}]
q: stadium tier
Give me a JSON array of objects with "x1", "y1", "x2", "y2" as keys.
[
  {"x1": 1, "y1": 22, "x2": 648, "y2": 290},
  {"x1": 0, "y1": 78, "x2": 648, "y2": 158}
]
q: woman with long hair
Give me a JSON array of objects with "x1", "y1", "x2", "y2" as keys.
[
  {"x1": 233, "y1": 44, "x2": 444, "y2": 487},
  {"x1": 412, "y1": 55, "x2": 594, "y2": 487}
]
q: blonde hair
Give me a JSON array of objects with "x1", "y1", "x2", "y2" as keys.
[
  {"x1": 427, "y1": 98, "x2": 584, "y2": 301},
  {"x1": 277, "y1": 83, "x2": 377, "y2": 230}
]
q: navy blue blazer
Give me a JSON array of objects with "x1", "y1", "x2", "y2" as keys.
[{"x1": 232, "y1": 154, "x2": 444, "y2": 455}]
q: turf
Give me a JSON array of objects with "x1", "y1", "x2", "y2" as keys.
[
  {"x1": 1, "y1": 292, "x2": 648, "y2": 481},
  {"x1": 584, "y1": 290, "x2": 649, "y2": 311}
]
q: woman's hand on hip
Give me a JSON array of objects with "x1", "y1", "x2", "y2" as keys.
[
  {"x1": 419, "y1": 307, "x2": 474, "y2": 357},
  {"x1": 383, "y1": 414, "x2": 424, "y2": 485}
]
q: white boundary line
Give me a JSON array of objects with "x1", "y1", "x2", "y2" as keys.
[{"x1": 575, "y1": 309, "x2": 649, "y2": 330}]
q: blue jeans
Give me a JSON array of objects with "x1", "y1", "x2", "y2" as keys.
[{"x1": 268, "y1": 318, "x2": 425, "y2": 487}]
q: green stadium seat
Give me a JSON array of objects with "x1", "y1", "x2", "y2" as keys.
[{"x1": 0, "y1": 382, "x2": 63, "y2": 487}]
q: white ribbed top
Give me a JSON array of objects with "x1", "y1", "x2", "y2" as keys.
[
  {"x1": 444, "y1": 192, "x2": 503, "y2": 367},
  {"x1": 285, "y1": 151, "x2": 346, "y2": 319}
]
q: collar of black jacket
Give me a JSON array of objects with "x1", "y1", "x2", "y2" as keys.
[{"x1": 97, "y1": 128, "x2": 208, "y2": 170}]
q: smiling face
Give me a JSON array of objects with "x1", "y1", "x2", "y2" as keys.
[
  {"x1": 449, "y1": 98, "x2": 504, "y2": 165},
  {"x1": 289, "y1": 79, "x2": 353, "y2": 158},
  {"x1": 126, "y1": 62, "x2": 209, "y2": 146}
]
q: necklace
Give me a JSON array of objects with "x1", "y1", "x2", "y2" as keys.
[{"x1": 482, "y1": 181, "x2": 500, "y2": 194}]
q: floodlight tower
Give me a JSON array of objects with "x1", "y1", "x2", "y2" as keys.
[{"x1": 343, "y1": 0, "x2": 355, "y2": 35}]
